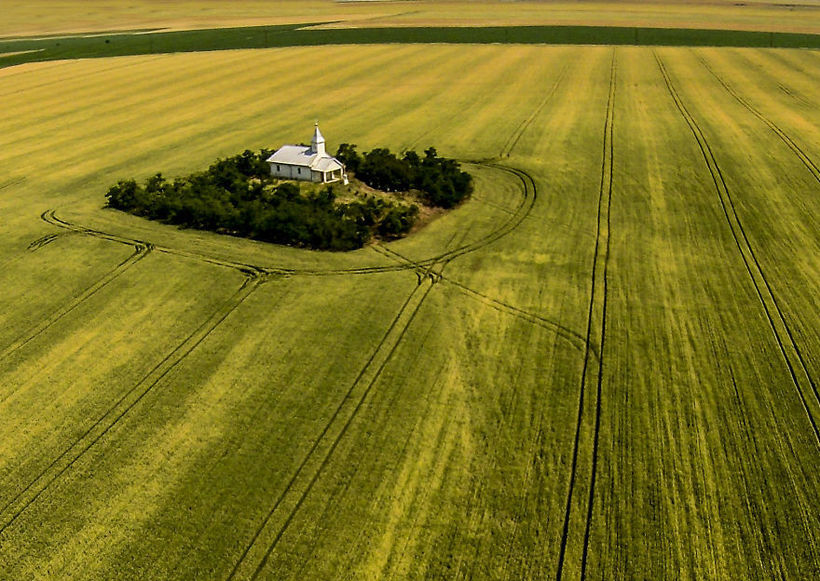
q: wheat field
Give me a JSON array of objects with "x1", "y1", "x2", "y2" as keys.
[{"x1": 1, "y1": 23, "x2": 818, "y2": 581}]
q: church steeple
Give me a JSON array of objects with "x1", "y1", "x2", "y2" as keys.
[{"x1": 311, "y1": 122, "x2": 326, "y2": 156}]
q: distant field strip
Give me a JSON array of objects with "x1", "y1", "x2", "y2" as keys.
[
  {"x1": 1, "y1": 24, "x2": 818, "y2": 69},
  {"x1": 655, "y1": 52, "x2": 820, "y2": 445},
  {"x1": 694, "y1": 52, "x2": 820, "y2": 183},
  {"x1": 0, "y1": 49, "x2": 43, "y2": 58},
  {"x1": 556, "y1": 50, "x2": 616, "y2": 581}
]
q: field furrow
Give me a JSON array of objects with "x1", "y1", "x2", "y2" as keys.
[
  {"x1": 500, "y1": 60, "x2": 570, "y2": 159},
  {"x1": 555, "y1": 49, "x2": 616, "y2": 581},
  {"x1": 583, "y1": 47, "x2": 819, "y2": 579},
  {"x1": 1, "y1": 34, "x2": 818, "y2": 579},
  {"x1": 0, "y1": 269, "x2": 262, "y2": 536},
  {"x1": 227, "y1": 276, "x2": 433, "y2": 579},
  {"x1": 694, "y1": 52, "x2": 819, "y2": 183},
  {"x1": 655, "y1": 51, "x2": 820, "y2": 443},
  {"x1": 663, "y1": 48, "x2": 820, "y2": 406},
  {"x1": 0, "y1": 235, "x2": 133, "y2": 350}
]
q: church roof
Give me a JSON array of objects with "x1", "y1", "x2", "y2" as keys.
[
  {"x1": 313, "y1": 156, "x2": 342, "y2": 172},
  {"x1": 266, "y1": 145, "x2": 343, "y2": 172}
]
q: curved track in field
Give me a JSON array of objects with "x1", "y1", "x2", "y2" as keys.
[
  {"x1": 0, "y1": 214, "x2": 153, "y2": 368},
  {"x1": 1, "y1": 161, "x2": 592, "y2": 552},
  {"x1": 233, "y1": 206, "x2": 505, "y2": 577},
  {"x1": 555, "y1": 49, "x2": 616, "y2": 581},
  {"x1": 216, "y1": 94, "x2": 605, "y2": 575},
  {"x1": 38, "y1": 164, "x2": 537, "y2": 279},
  {"x1": 37, "y1": 163, "x2": 588, "y2": 358},
  {"x1": 0, "y1": 211, "x2": 269, "y2": 535},
  {"x1": 286, "y1": 163, "x2": 539, "y2": 277},
  {"x1": 27, "y1": 231, "x2": 65, "y2": 250},
  {"x1": 655, "y1": 51, "x2": 820, "y2": 447},
  {"x1": 374, "y1": 244, "x2": 593, "y2": 357},
  {"x1": 43, "y1": 209, "x2": 266, "y2": 276}
]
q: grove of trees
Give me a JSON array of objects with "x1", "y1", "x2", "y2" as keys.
[
  {"x1": 335, "y1": 144, "x2": 473, "y2": 208},
  {"x1": 106, "y1": 145, "x2": 470, "y2": 251}
]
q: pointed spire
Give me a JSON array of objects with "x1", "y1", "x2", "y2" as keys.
[{"x1": 311, "y1": 122, "x2": 326, "y2": 156}]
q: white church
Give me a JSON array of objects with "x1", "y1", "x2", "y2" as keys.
[{"x1": 266, "y1": 124, "x2": 347, "y2": 184}]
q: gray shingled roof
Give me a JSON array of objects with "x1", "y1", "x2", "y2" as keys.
[
  {"x1": 266, "y1": 145, "x2": 343, "y2": 172},
  {"x1": 313, "y1": 156, "x2": 343, "y2": 172}
]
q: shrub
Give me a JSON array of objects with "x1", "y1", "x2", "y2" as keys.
[
  {"x1": 104, "y1": 149, "x2": 422, "y2": 250},
  {"x1": 337, "y1": 145, "x2": 472, "y2": 208}
]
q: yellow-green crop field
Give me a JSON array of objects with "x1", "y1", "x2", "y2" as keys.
[
  {"x1": 3, "y1": 0, "x2": 819, "y2": 37},
  {"x1": 1, "y1": 29, "x2": 819, "y2": 581}
]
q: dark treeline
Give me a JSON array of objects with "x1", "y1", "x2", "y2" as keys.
[
  {"x1": 335, "y1": 145, "x2": 473, "y2": 208},
  {"x1": 4, "y1": 25, "x2": 818, "y2": 71},
  {"x1": 105, "y1": 149, "x2": 418, "y2": 251}
]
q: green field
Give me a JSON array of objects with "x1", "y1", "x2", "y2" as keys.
[
  {"x1": 1, "y1": 5, "x2": 819, "y2": 579},
  {"x1": 2, "y1": 23, "x2": 819, "y2": 70},
  {"x1": 3, "y1": 0, "x2": 819, "y2": 38}
]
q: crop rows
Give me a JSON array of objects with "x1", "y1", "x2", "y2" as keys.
[
  {"x1": 655, "y1": 51, "x2": 820, "y2": 445},
  {"x1": 556, "y1": 50, "x2": 616, "y2": 581},
  {"x1": 0, "y1": 43, "x2": 817, "y2": 579}
]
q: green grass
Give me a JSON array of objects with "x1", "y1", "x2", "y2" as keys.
[
  {"x1": 1, "y1": 23, "x2": 818, "y2": 69},
  {"x1": 0, "y1": 41, "x2": 818, "y2": 579}
]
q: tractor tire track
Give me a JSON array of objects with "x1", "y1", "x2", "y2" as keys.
[
  {"x1": 655, "y1": 51, "x2": 820, "y2": 446},
  {"x1": 0, "y1": 176, "x2": 26, "y2": 190},
  {"x1": 500, "y1": 62, "x2": 569, "y2": 158},
  {"x1": 755, "y1": 50, "x2": 819, "y2": 87},
  {"x1": 469, "y1": 192, "x2": 517, "y2": 215},
  {"x1": 294, "y1": 163, "x2": 538, "y2": 277},
  {"x1": 0, "y1": 269, "x2": 266, "y2": 535},
  {"x1": 43, "y1": 208, "x2": 154, "y2": 250},
  {"x1": 413, "y1": 164, "x2": 537, "y2": 265},
  {"x1": 27, "y1": 232, "x2": 65, "y2": 251},
  {"x1": 0, "y1": 209, "x2": 268, "y2": 534},
  {"x1": 30, "y1": 166, "x2": 540, "y2": 578},
  {"x1": 694, "y1": 51, "x2": 820, "y2": 183},
  {"x1": 374, "y1": 244, "x2": 593, "y2": 357},
  {"x1": 555, "y1": 49, "x2": 616, "y2": 581},
  {"x1": 24, "y1": 157, "x2": 532, "y2": 576},
  {"x1": 0, "y1": 215, "x2": 153, "y2": 366},
  {"x1": 251, "y1": 277, "x2": 437, "y2": 580},
  {"x1": 226, "y1": 273, "x2": 437, "y2": 580},
  {"x1": 40, "y1": 160, "x2": 534, "y2": 281},
  {"x1": 725, "y1": 50, "x2": 816, "y2": 109},
  {"x1": 43, "y1": 209, "x2": 280, "y2": 277},
  {"x1": 777, "y1": 83, "x2": 813, "y2": 109}
]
